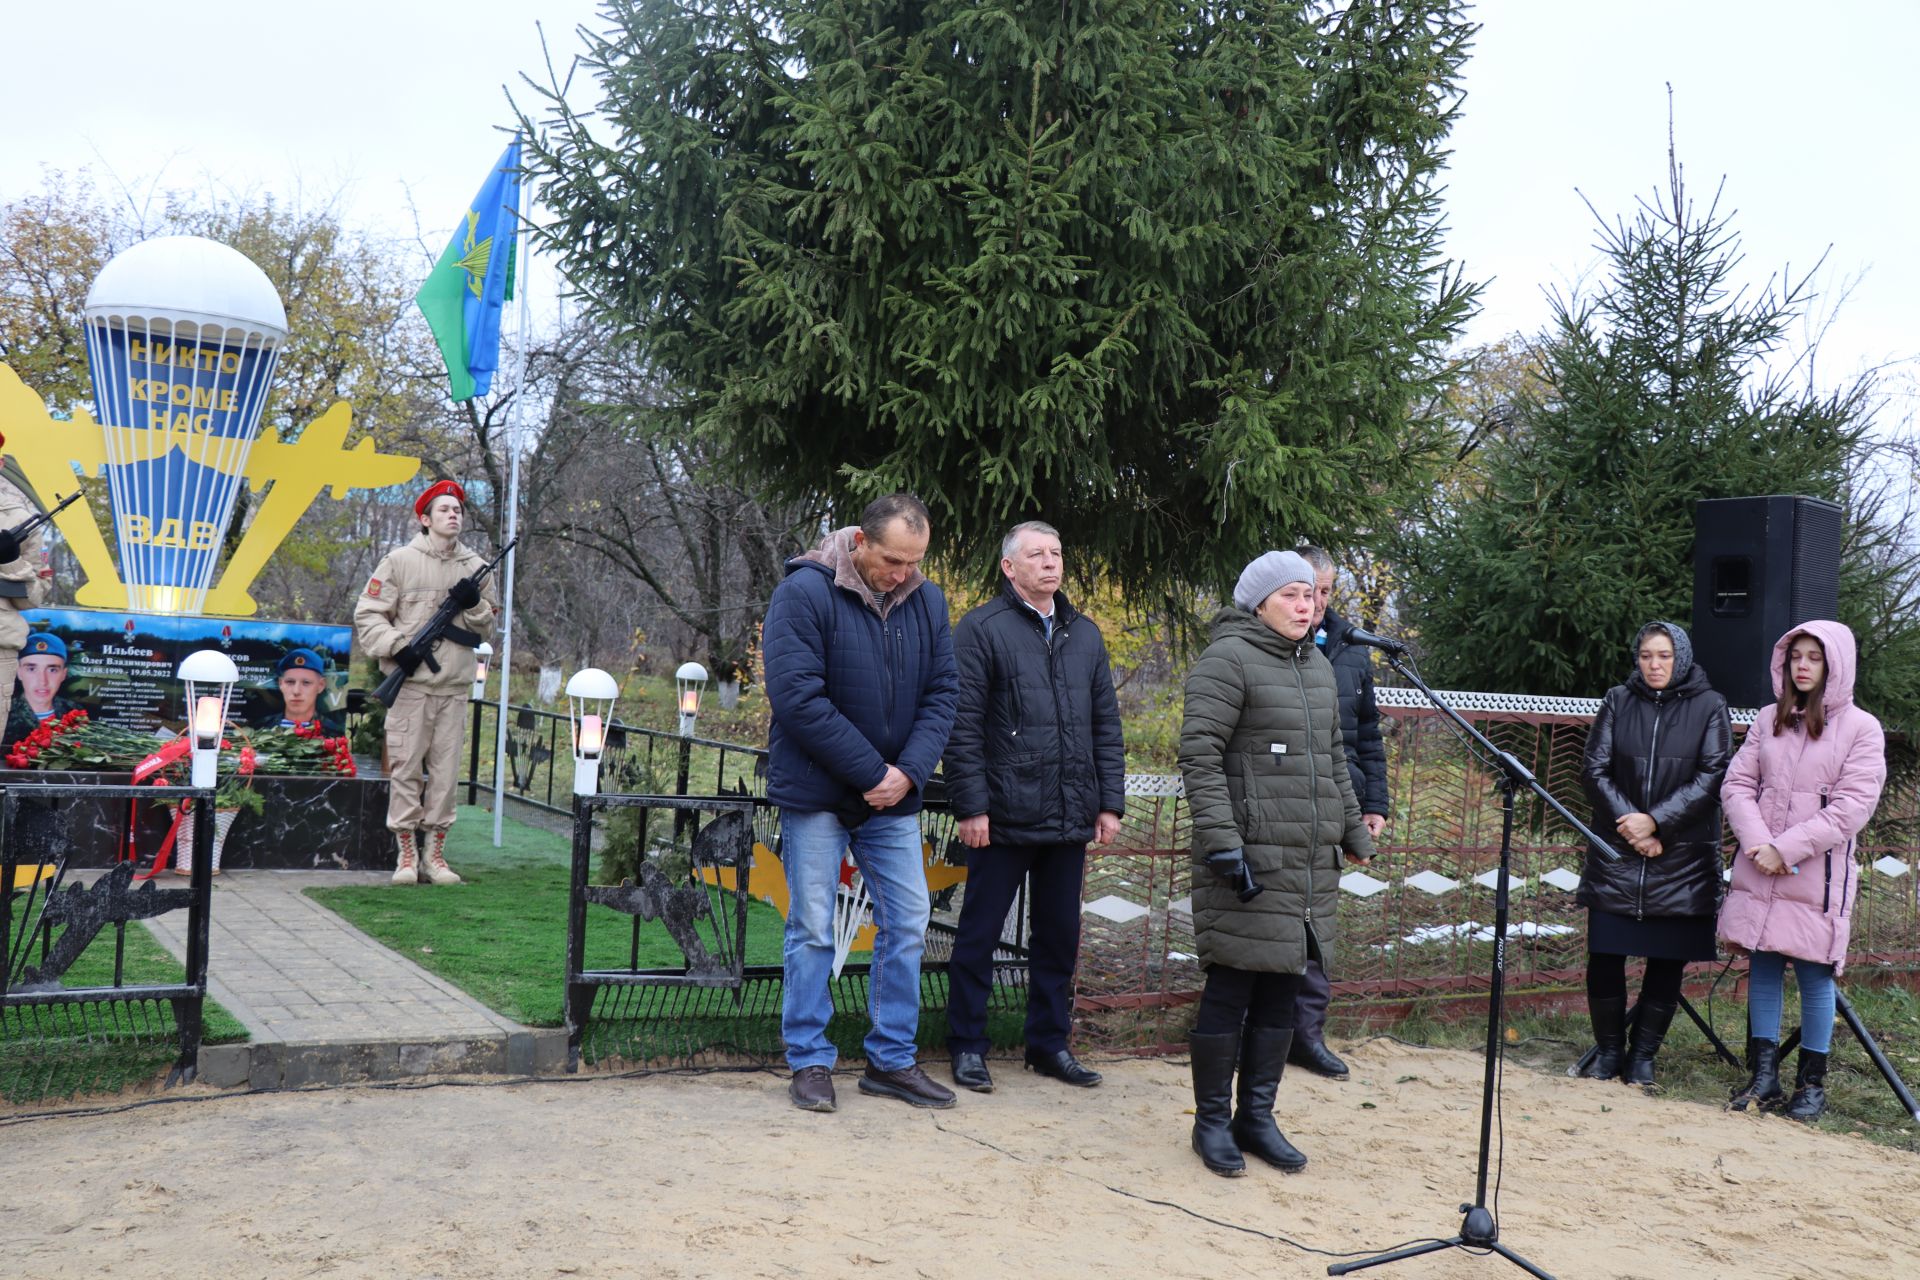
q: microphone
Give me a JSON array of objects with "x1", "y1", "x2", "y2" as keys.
[{"x1": 1345, "y1": 626, "x2": 1408, "y2": 654}]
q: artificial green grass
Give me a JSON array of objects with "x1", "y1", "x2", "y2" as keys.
[
  {"x1": 1345, "y1": 975, "x2": 1920, "y2": 1153},
  {"x1": 3, "y1": 897, "x2": 248, "y2": 1103},
  {"x1": 306, "y1": 805, "x2": 768, "y2": 1026}
]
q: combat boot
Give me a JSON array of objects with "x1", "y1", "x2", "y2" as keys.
[
  {"x1": 421, "y1": 829, "x2": 462, "y2": 885},
  {"x1": 1729, "y1": 1037, "x2": 1785, "y2": 1112},
  {"x1": 1782, "y1": 1049, "x2": 1828, "y2": 1123},
  {"x1": 390, "y1": 830, "x2": 420, "y2": 885}
]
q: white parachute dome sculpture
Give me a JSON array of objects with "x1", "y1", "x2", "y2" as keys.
[{"x1": 83, "y1": 235, "x2": 288, "y2": 615}]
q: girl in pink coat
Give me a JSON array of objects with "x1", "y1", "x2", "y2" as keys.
[{"x1": 1717, "y1": 620, "x2": 1885, "y2": 1122}]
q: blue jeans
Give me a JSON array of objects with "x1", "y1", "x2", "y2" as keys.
[
  {"x1": 1748, "y1": 950, "x2": 1837, "y2": 1054},
  {"x1": 780, "y1": 810, "x2": 930, "y2": 1072}
]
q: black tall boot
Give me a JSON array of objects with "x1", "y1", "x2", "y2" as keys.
[
  {"x1": 1782, "y1": 1049, "x2": 1829, "y2": 1123},
  {"x1": 1231, "y1": 1026, "x2": 1308, "y2": 1172},
  {"x1": 1577, "y1": 995, "x2": 1627, "y2": 1080},
  {"x1": 1622, "y1": 999, "x2": 1678, "y2": 1086},
  {"x1": 1188, "y1": 1031, "x2": 1245, "y2": 1177},
  {"x1": 1728, "y1": 1037, "x2": 1785, "y2": 1112}
]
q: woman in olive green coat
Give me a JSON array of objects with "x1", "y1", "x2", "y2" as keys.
[{"x1": 1177, "y1": 550, "x2": 1376, "y2": 1177}]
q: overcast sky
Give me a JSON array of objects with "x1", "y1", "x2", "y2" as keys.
[{"x1": 4, "y1": 1, "x2": 1915, "y2": 413}]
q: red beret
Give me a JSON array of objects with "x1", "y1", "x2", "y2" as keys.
[{"x1": 414, "y1": 480, "x2": 467, "y2": 518}]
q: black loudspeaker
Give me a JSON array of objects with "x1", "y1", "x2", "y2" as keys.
[{"x1": 1691, "y1": 495, "x2": 1842, "y2": 709}]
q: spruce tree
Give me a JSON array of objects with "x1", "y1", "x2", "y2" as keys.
[
  {"x1": 521, "y1": 1, "x2": 1477, "y2": 602},
  {"x1": 1399, "y1": 147, "x2": 1920, "y2": 724}
]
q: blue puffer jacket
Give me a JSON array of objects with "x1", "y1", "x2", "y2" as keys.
[{"x1": 761, "y1": 548, "x2": 958, "y2": 817}]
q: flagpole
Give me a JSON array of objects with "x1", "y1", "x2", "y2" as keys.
[{"x1": 491, "y1": 139, "x2": 530, "y2": 847}]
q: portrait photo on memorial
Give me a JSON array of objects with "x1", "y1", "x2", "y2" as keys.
[{"x1": 18, "y1": 608, "x2": 351, "y2": 736}]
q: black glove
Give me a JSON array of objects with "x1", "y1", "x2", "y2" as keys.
[
  {"x1": 833, "y1": 793, "x2": 873, "y2": 831},
  {"x1": 393, "y1": 643, "x2": 424, "y2": 674},
  {"x1": 448, "y1": 576, "x2": 482, "y2": 609},
  {"x1": 1204, "y1": 847, "x2": 1264, "y2": 903},
  {"x1": 0, "y1": 530, "x2": 20, "y2": 564}
]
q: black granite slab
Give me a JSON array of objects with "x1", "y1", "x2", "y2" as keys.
[{"x1": 0, "y1": 767, "x2": 393, "y2": 871}]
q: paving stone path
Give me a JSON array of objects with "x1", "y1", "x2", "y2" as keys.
[{"x1": 142, "y1": 869, "x2": 564, "y2": 1088}]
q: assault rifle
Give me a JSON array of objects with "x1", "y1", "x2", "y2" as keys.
[
  {"x1": 0, "y1": 490, "x2": 83, "y2": 598},
  {"x1": 373, "y1": 537, "x2": 516, "y2": 707}
]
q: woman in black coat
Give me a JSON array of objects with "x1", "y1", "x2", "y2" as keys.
[{"x1": 1578, "y1": 620, "x2": 1733, "y2": 1085}]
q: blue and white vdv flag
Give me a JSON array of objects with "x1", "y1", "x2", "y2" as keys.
[{"x1": 83, "y1": 236, "x2": 288, "y2": 614}]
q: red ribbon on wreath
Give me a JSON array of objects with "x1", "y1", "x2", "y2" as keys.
[
  {"x1": 131, "y1": 737, "x2": 193, "y2": 784},
  {"x1": 129, "y1": 737, "x2": 195, "y2": 880}
]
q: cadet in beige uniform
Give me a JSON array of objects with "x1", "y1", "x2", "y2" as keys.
[
  {"x1": 354, "y1": 480, "x2": 499, "y2": 885},
  {"x1": 0, "y1": 459, "x2": 54, "y2": 728}
]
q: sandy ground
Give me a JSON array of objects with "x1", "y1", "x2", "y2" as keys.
[{"x1": 1, "y1": 1040, "x2": 1914, "y2": 1280}]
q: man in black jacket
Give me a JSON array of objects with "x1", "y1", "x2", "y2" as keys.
[
  {"x1": 943, "y1": 522, "x2": 1125, "y2": 1092},
  {"x1": 1294, "y1": 547, "x2": 1390, "y2": 1080}
]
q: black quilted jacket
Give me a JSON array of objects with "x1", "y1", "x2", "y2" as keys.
[
  {"x1": 942, "y1": 583, "x2": 1125, "y2": 844},
  {"x1": 1579, "y1": 663, "x2": 1734, "y2": 919}
]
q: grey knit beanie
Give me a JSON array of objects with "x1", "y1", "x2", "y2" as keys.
[{"x1": 1233, "y1": 550, "x2": 1316, "y2": 612}]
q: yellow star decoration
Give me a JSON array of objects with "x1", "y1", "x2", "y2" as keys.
[{"x1": 700, "y1": 839, "x2": 969, "y2": 952}]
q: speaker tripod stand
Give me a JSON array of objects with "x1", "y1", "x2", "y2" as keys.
[{"x1": 1330, "y1": 658, "x2": 1626, "y2": 1280}]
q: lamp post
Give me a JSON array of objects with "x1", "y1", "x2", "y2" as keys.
[
  {"x1": 674, "y1": 661, "x2": 709, "y2": 737},
  {"x1": 566, "y1": 667, "x2": 620, "y2": 798},
  {"x1": 472, "y1": 643, "x2": 493, "y2": 701},
  {"x1": 673, "y1": 661, "x2": 708, "y2": 798},
  {"x1": 176, "y1": 650, "x2": 239, "y2": 789},
  {"x1": 467, "y1": 642, "x2": 493, "y2": 806}
]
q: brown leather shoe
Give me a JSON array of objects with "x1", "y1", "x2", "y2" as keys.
[
  {"x1": 858, "y1": 1063, "x2": 957, "y2": 1109},
  {"x1": 788, "y1": 1066, "x2": 836, "y2": 1112}
]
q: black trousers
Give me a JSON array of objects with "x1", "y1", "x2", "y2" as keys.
[
  {"x1": 1194, "y1": 964, "x2": 1302, "y2": 1035},
  {"x1": 1586, "y1": 952, "x2": 1687, "y2": 1005},
  {"x1": 1294, "y1": 949, "x2": 1332, "y2": 1044},
  {"x1": 946, "y1": 840, "x2": 1085, "y2": 1055}
]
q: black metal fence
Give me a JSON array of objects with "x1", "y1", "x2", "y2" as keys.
[
  {"x1": 463, "y1": 699, "x2": 768, "y2": 814},
  {"x1": 560, "y1": 788, "x2": 1031, "y2": 1070},
  {"x1": 2, "y1": 784, "x2": 215, "y2": 1100}
]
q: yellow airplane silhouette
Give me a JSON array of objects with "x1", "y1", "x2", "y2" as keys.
[
  {"x1": 0, "y1": 363, "x2": 419, "y2": 615},
  {"x1": 202, "y1": 402, "x2": 418, "y2": 615},
  {"x1": 700, "y1": 839, "x2": 968, "y2": 952}
]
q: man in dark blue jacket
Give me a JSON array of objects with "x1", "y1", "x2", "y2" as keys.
[
  {"x1": 1296, "y1": 547, "x2": 1390, "y2": 1080},
  {"x1": 942, "y1": 522, "x2": 1125, "y2": 1093},
  {"x1": 762, "y1": 494, "x2": 959, "y2": 1113}
]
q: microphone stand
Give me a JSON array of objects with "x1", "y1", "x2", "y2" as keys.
[{"x1": 1330, "y1": 649, "x2": 1623, "y2": 1280}]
